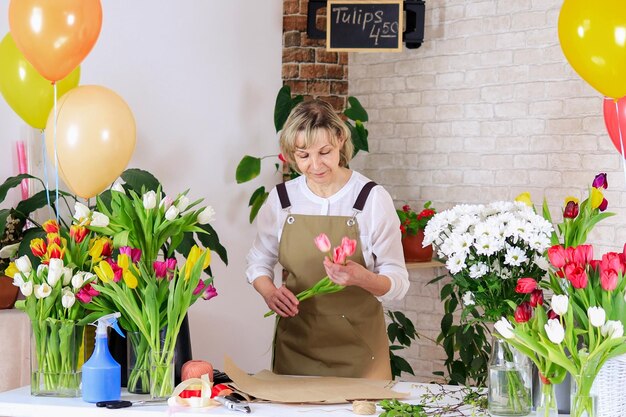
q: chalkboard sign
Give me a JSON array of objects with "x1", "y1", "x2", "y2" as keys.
[{"x1": 326, "y1": 0, "x2": 403, "y2": 52}]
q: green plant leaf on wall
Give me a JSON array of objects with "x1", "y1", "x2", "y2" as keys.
[
  {"x1": 248, "y1": 186, "x2": 266, "y2": 207},
  {"x1": 0, "y1": 174, "x2": 37, "y2": 204},
  {"x1": 274, "y1": 85, "x2": 304, "y2": 132},
  {"x1": 344, "y1": 96, "x2": 368, "y2": 122},
  {"x1": 353, "y1": 120, "x2": 369, "y2": 152},
  {"x1": 236, "y1": 156, "x2": 262, "y2": 184},
  {"x1": 14, "y1": 189, "x2": 64, "y2": 219}
]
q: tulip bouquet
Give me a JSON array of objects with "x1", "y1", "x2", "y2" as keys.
[
  {"x1": 6, "y1": 219, "x2": 104, "y2": 396},
  {"x1": 82, "y1": 176, "x2": 226, "y2": 398},
  {"x1": 264, "y1": 233, "x2": 357, "y2": 317},
  {"x1": 495, "y1": 244, "x2": 626, "y2": 417}
]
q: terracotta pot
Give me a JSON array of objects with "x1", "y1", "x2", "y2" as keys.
[
  {"x1": 0, "y1": 275, "x2": 19, "y2": 309},
  {"x1": 402, "y1": 230, "x2": 433, "y2": 262}
]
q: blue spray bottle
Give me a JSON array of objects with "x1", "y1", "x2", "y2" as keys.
[{"x1": 82, "y1": 312, "x2": 125, "y2": 403}]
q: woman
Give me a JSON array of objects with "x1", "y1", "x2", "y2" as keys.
[{"x1": 246, "y1": 99, "x2": 409, "y2": 380}]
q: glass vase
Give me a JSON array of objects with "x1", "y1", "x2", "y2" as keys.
[
  {"x1": 570, "y1": 375, "x2": 597, "y2": 417},
  {"x1": 536, "y1": 377, "x2": 559, "y2": 417},
  {"x1": 487, "y1": 337, "x2": 532, "y2": 416},
  {"x1": 127, "y1": 331, "x2": 150, "y2": 394},
  {"x1": 149, "y1": 348, "x2": 175, "y2": 400},
  {"x1": 31, "y1": 319, "x2": 84, "y2": 397}
]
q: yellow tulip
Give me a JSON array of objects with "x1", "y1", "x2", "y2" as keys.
[
  {"x1": 123, "y1": 270, "x2": 138, "y2": 289},
  {"x1": 94, "y1": 261, "x2": 114, "y2": 283},
  {"x1": 184, "y1": 246, "x2": 211, "y2": 280},
  {"x1": 117, "y1": 254, "x2": 130, "y2": 271},
  {"x1": 515, "y1": 192, "x2": 533, "y2": 207},
  {"x1": 590, "y1": 188, "x2": 604, "y2": 209},
  {"x1": 563, "y1": 196, "x2": 579, "y2": 206},
  {"x1": 4, "y1": 262, "x2": 18, "y2": 278},
  {"x1": 89, "y1": 238, "x2": 105, "y2": 260}
]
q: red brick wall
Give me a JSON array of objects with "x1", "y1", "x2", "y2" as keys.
[{"x1": 283, "y1": 0, "x2": 349, "y2": 110}]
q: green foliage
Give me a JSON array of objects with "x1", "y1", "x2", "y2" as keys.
[
  {"x1": 429, "y1": 274, "x2": 491, "y2": 387},
  {"x1": 387, "y1": 310, "x2": 419, "y2": 379},
  {"x1": 235, "y1": 85, "x2": 370, "y2": 223}
]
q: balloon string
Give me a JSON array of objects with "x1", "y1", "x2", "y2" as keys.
[
  {"x1": 53, "y1": 82, "x2": 59, "y2": 223},
  {"x1": 41, "y1": 130, "x2": 53, "y2": 219},
  {"x1": 615, "y1": 100, "x2": 626, "y2": 189}
]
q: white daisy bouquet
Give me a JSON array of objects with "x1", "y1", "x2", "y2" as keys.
[{"x1": 423, "y1": 201, "x2": 553, "y2": 322}]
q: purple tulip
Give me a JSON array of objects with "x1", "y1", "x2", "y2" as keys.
[
  {"x1": 592, "y1": 173, "x2": 608, "y2": 189},
  {"x1": 202, "y1": 284, "x2": 218, "y2": 301},
  {"x1": 599, "y1": 198, "x2": 608, "y2": 212},
  {"x1": 563, "y1": 200, "x2": 579, "y2": 219}
]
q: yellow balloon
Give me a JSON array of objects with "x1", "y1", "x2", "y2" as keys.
[
  {"x1": 0, "y1": 33, "x2": 80, "y2": 129},
  {"x1": 558, "y1": 0, "x2": 626, "y2": 99},
  {"x1": 45, "y1": 85, "x2": 136, "y2": 199}
]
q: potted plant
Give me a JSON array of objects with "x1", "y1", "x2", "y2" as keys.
[{"x1": 396, "y1": 202, "x2": 436, "y2": 262}]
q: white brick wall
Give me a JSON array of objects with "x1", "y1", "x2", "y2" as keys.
[{"x1": 348, "y1": 0, "x2": 626, "y2": 382}]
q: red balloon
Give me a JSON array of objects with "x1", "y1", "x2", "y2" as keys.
[{"x1": 603, "y1": 97, "x2": 626, "y2": 156}]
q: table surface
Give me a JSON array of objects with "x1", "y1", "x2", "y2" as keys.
[{"x1": 0, "y1": 382, "x2": 494, "y2": 417}]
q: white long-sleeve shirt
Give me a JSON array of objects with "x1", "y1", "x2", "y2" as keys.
[{"x1": 246, "y1": 171, "x2": 409, "y2": 302}]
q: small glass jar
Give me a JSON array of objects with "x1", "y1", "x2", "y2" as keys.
[{"x1": 487, "y1": 336, "x2": 532, "y2": 416}]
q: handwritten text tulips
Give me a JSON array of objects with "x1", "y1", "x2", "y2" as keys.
[{"x1": 264, "y1": 234, "x2": 357, "y2": 317}]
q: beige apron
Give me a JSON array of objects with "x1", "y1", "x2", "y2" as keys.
[{"x1": 272, "y1": 182, "x2": 391, "y2": 380}]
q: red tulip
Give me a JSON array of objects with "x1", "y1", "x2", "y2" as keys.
[
  {"x1": 548, "y1": 245, "x2": 567, "y2": 268},
  {"x1": 530, "y1": 289, "x2": 544, "y2": 307},
  {"x1": 601, "y1": 252, "x2": 624, "y2": 275},
  {"x1": 42, "y1": 219, "x2": 60, "y2": 234},
  {"x1": 565, "y1": 263, "x2": 588, "y2": 289},
  {"x1": 600, "y1": 269, "x2": 618, "y2": 291},
  {"x1": 563, "y1": 200, "x2": 579, "y2": 218},
  {"x1": 572, "y1": 245, "x2": 593, "y2": 266},
  {"x1": 69, "y1": 225, "x2": 88, "y2": 243},
  {"x1": 515, "y1": 278, "x2": 537, "y2": 294},
  {"x1": 599, "y1": 198, "x2": 608, "y2": 212},
  {"x1": 514, "y1": 301, "x2": 533, "y2": 323},
  {"x1": 547, "y1": 309, "x2": 560, "y2": 321}
]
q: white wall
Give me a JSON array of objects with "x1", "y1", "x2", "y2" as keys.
[{"x1": 0, "y1": 0, "x2": 283, "y2": 373}]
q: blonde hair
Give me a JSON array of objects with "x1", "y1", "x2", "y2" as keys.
[{"x1": 279, "y1": 100, "x2": 354, "y2": 172}]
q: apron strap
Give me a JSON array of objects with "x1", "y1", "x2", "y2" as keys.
[
  {"x1": 352, "y1": 181, "x2": 377, "y2": 211},
  {"x1": 276, "y1": 182, "x2": 291, "y2": 210}
]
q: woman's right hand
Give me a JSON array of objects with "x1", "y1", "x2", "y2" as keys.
[{"x1": 253, "y1": 277, "x2": 299, "y2": 317}]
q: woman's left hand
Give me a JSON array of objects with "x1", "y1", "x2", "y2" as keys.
[{"x1": 323, "y1": 258, "x2": 370, "y2": 287}]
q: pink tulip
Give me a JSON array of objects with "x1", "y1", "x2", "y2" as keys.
[
  {"x1": 314, "y1": 233, "x2": 331, "y2": 253},
  {"x1": 154, "y1": 261, "x2": 168, "y2": 279},
  {"x1": 600, "y1": 269, "x2": 618, "y2": 291},
  {"x1": 119, "y1": 246, "x2": 142, "y2": 263},
  {"x1": 202, "y1": 284, "x2": 218, "y2": 300},
  {"x1": 601, "y1": 252, "x2": 624, "y2": 275},
  {"x1": 340, "y1": 237, "x2": 357, "y2": 257},
  {"x1": 193, "y1": 281, "x2": 205, "y2": 296},
  {"x1": 565, "y1": 263, "x2": 588, "y2": 289},
  {"x1": 572, "y1": 245, "x2": 593, "y2": 266},
  {"x1": 106, "y1": 259, "x2": 123, "y2": 282},
  {"x1": 333, "y1": 246, "x2": 347, "y2": 264},
  {"x1": 515, "y1": 278, "x2": 537, "y2": 294},
  {"x1": 547, "y1": 245, "x2": 567, "y2": 268},
  {"x1": 76, "y1": 291, "x2": 92, "y2": 304}
]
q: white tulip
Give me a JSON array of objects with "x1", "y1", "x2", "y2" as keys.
[
  {"x1": 15, "y1": 255, "x2": 32, "y2": 274},
  {"x1": 91, "y1": 211, "x2": 110, "y2": 227},
  {"x1": 588, "y1": 306, "x2": 606, "y2": 328},
  {"x1": 494, "y1": 317, "x2": 514, "y2": 339},
  {"x1": 164, "y1": 206, "x2": 180, "y2": 221},
  {"x1": 0, "y1": 242, "x2": 20, "y2": 259},
  {"x1": 34, "y1": 283, "x2": 52, "y2": 299},
  {"x1": 12, "y1": 272, "x2": 25, "y2": 287},
  {"x1": 111, "y1": 180, "x2": 125, "y2": 194},
  {"x1": 37, "y1": 264, "x2": 48, "y2": 276},
  {"x1": 143, "y1": 191, "x2": 157, "y2": 210},
  {"x1": 160, "y1": 196, "x2": 173, "y2": 211},
  {"x1": 197, "y1": 206, "x2": 215, "y2": 225},
  {"x1": 551, "y1": 294, "x2": 569, "y2": 316},
  {"x1": 74, "y1": 202, "x2": 91, "y2": 221},
  {"x1": 176, "y1": 195, "x2": 190, "y2": 212},
  {"x1": 20, "y1": 281, "x2": 32, "y2": 297},
  {"x1": 47, "y1": 258, "x2": 64, "y2": 287},
  {"x1": 61, "y1": 291, "x2": 75, "y2": 309},
  {"x1": 62, "y1": 267, "x2": 73, "y2": 286},
  {"x1": 82, "y1": 272, "x2": 96, "y2": 283},
  {"x1": 544, "y1": 319, "x2": 565, "y2": 344},
  {"x1": 601, "y1": 320, "x2": 624, "y2": 339},
  {"x1": 71, "y1": 273, "x2": 84, "y2": 289}
]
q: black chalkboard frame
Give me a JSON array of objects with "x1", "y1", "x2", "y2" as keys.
[{"x1": 326, "y1": 0, "x2": 404, "y2": 52}]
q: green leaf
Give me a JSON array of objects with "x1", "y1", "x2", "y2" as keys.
[
  {"x1": 0, "y1": 209, "x2": 11, "y2": 239},
  {"x1": 344, "y1": 96, "x2": 368, "y2": 122},
  {"x1": 236, "y1": 156, "x2": 262, "y2": 184},
  {"x1": 249, "y1": 191, "x2": 269, "y2": 223},
  {"x1": 274, "y1": 85, "x2": 303, "y2": 132},
  {"x1": 121, "y1": 168, "x2": 161, "y2": 193},
  {"x1": 14, "y1": 189, "x2": 59, "y2": 218},
  {"x1": 351, "y1": 120, "x2": 369, "y2": 154},
  {"x1": 0, "y1": 174, "x2": 37, "y2": 204},
  {"x1": 196, "y1": 223, "x2": 228, "y2": 265},
  {"x1": 248, "y1": 186, "x2": 266, "y2": 207},
  {"x1": 441, "y1": 313, "x2": 453, "y2": 336}
]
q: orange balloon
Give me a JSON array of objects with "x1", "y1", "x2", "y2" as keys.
[
  {"x1": 45, "y1": 85, "x2": 136, "y2": 199},
  {"x1": 9, "y1": 0, "x2": 102, "y2": 82}
]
